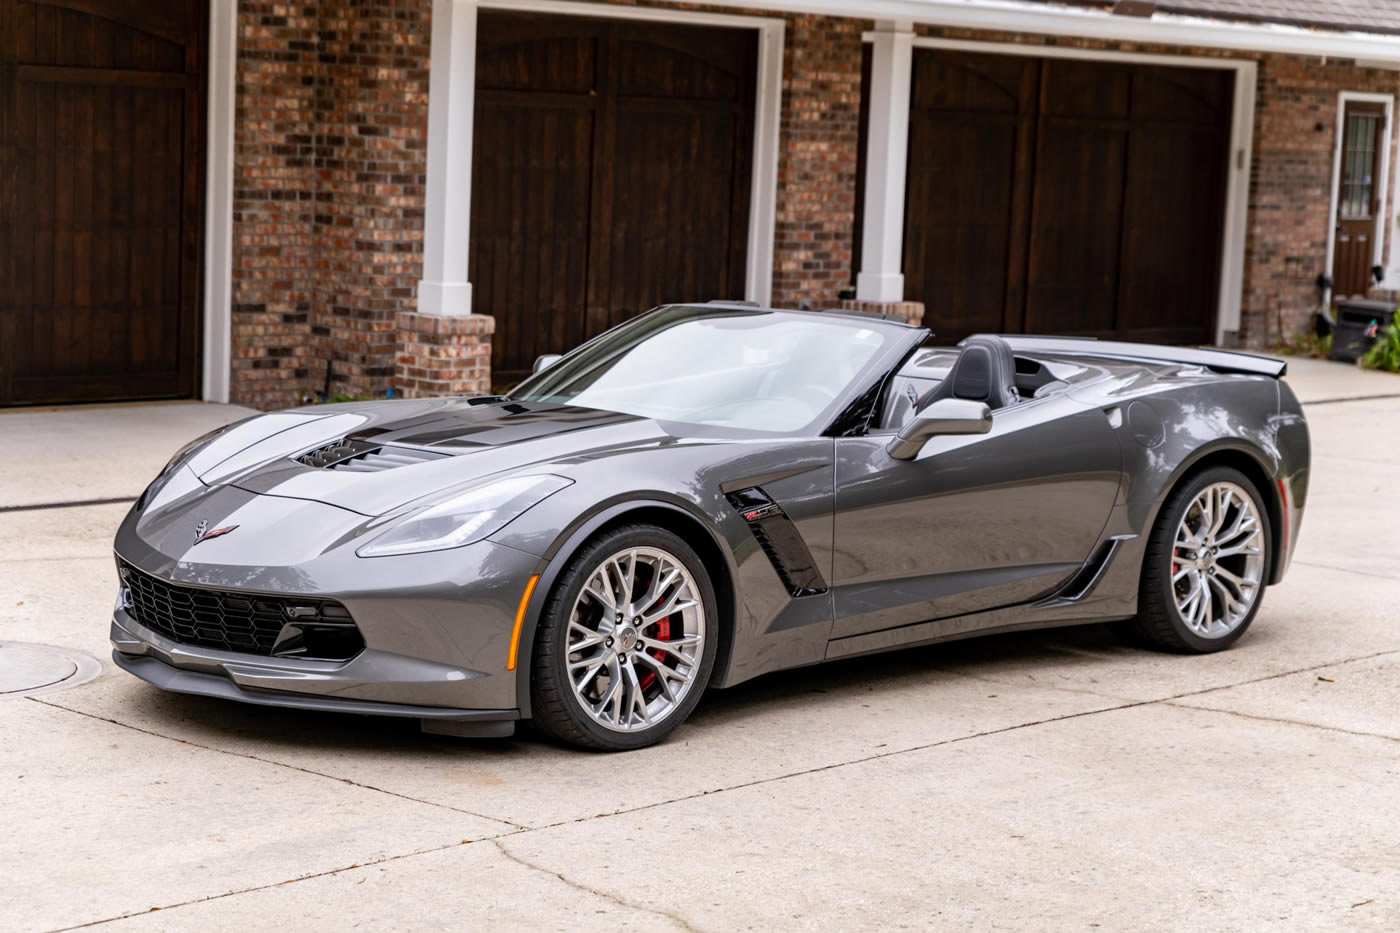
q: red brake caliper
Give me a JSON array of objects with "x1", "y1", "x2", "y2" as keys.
[{"x1": 638, "y1": 616, "x2": 671, "y2": 693}]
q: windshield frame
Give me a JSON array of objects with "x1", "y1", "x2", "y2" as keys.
[{"x1": 507, "y1": 305, "x2": 927, "y2": 438}]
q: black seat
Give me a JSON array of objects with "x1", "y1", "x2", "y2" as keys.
[{"x1": 918, "y1": 334, "x2": 1019, "y2": 412}]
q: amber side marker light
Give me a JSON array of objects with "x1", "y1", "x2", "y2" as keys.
[{"x1": 506, "y1": 574, "x2": 541, "y2": 671}]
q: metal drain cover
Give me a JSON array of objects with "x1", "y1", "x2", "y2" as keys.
[{"x1": 0, "y1": 642, "x2": 102, "y2": 697}]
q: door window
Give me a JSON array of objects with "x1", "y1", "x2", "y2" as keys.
[{"x1": 1341, "y1": 111, "x2": 1381, "y2": 220}]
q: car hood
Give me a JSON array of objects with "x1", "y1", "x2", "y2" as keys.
[{"x1": 184, "y1": 397, "x2": 676, "y2": 516}]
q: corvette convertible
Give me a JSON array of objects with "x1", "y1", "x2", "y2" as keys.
[{"x1": 112, "y1": 303, "x2": 1310, "y2": 750}]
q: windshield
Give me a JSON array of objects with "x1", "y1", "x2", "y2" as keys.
[{"x1": 510, "y1": 306, "x2": 892, "y2": 433}]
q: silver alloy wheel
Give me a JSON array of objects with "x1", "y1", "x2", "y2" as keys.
[
  {"x1": 1171, "y1": 481, "x2": 1266, "y2": 638},
  {"x1": 565, "y1": 546, "x2": 706, "y2": 733}
]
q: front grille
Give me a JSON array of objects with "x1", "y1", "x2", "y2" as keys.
[{"x1": 117, "y1": 560, "x2": 364, "y2": 661}]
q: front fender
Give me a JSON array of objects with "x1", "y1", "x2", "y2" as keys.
[{"x1": 491, "y1": 495, "x2": 742, "y2": 719}]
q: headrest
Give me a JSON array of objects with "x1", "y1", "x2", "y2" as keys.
[{"x1": 920, "y1": 334, "x2": 1019, "y2": 412}]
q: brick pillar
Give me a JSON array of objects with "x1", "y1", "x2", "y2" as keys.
[
  {"x1": 395, "y1": 312, "x2": 495, "y2": 398},
  {"x1": 312, "y1": 0, "x2": 433, "y2": 401},
  {"x1": 769, "y1": 16, "x2": 866, "y2": 310},
  {"x1": 837, "y1": 299, "x2": 925, "y2": 326}
]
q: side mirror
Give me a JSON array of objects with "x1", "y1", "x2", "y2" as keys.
[
  {"x1": 532, "y1": 354, "x2": 563, "y2": 374},
  {"x1": 887, "y1": 398, "x2": 992, "y2": 460}
]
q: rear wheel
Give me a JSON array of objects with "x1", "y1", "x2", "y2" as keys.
[
  {"x1": 1117, "y1": 466, "x2": 1271, "y2": 653},
  {"x1": 528, "y1": 524, "x2": 716, "y2": 750}
]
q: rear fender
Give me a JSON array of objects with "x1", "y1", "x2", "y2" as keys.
[{"x1": 1132, "y1": 439, "x2": 1288, "y2": 587}]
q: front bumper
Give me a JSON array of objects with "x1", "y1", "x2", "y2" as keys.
[
  {"x1": 111, "y1": 485, "x2": 545, "y2": 726},
  {"x1": 111, "y1": 611, "x2": 517, "y2": 729}
]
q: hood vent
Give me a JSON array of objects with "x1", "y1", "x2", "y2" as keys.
[{"x1": 297, "y1": 439, "x2": 448, "y2": 472}]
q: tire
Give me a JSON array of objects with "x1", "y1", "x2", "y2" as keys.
[
  {"x1": 1115, "y1": 466, "x2": 1272, "y2": 654},
  {"x1": 528, "y1": 523, "x2": 718, "y2": 751}
]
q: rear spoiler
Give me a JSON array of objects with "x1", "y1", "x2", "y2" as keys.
[{"x1": 997, "y1": 336, "x2": 1288, "y2": 378}]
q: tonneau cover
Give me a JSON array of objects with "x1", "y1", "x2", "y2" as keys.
[{"x1": 998, "y1": 336, "x2": 1287, "y2": 378}]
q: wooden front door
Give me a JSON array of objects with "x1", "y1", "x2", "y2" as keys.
[
  {"x1": 1332, "y1": 101, "x2": 1386, "y2": 300},
  {"x1": 898, "y1": 52, "x2": 1233, "y2": 345},
  {"x1": 472, "y1": 11, "x2": 757, "y2": 383},
  {"x1": 0, "y1": 0, "x2": 206, "y2": 405}
]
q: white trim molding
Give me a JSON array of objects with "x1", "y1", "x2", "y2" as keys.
[
  {"x1": 1220, "y1": 60, "x2": 1258, "y2": 343},
  {"x1": 861, "y1": 34, "x2": 1257, "y2": 345},
  {"x1": 417, "y1": 0, "x2": 786, "y2": 315},
  {"x1": 202, "y1": 0, "x2": 237, "y2": 403},
  {"x1": 654, "y1": 0, "x2": 1400, "y2": 65},
  {"x1": 745, "y1": 16, "x2": 785, "y2": 306},
  {"x1": 1324, "y1": 91, "x2": 1396, "y2": 300},
  {"x1": 856, "y1": 21, "x2": 914, "y2": 304},
  {"x1": 418, "y1": 0, "x2": 478, "y2": 317}
]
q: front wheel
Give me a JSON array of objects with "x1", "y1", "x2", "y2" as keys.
[
  {"x1": 1116, "y1": 466, "x2": 1272, "y2": 653},
  {"x1": 528, "y1": 524, "x2": 717, "y2": 750}
]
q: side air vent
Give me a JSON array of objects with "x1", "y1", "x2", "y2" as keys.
[
  {"x1": 726, "y1": 487, "x2": 827, "y2": 598},
  {"x1": 1033, "y1": 534, "x2": 1136, "y2": 608},
  {"x1": 297, "y1": 439, "x2": 448, "y2": 472}
]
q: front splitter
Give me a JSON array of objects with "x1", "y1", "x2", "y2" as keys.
[{"x1": 113, "y1": 651, "x2": 518, "y2": 736}]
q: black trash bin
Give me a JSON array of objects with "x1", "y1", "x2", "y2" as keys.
[{"x1": 1331, "y1": 298, "x2": 1395, "y2": 363}]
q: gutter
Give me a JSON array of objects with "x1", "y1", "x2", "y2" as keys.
[{"x1": 677, "y1": 0, "x2": 1400, "y2": 65}]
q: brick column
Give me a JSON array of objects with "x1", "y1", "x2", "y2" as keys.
[
  {"x1": 395, "y1": 312, "x2": 495, "y2": 398},
  {"x1": 837, "y1": 299, "x2": 925, "y2": 326}
]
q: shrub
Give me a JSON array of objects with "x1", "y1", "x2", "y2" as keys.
[
  {"x1": 1275, "y1": 332, "x2": 1332, "y2": 359},
  {"x1": 1361, "y1": 310, "x2": 1400, "y2": 373}
]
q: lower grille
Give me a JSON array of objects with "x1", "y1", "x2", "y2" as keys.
[{"x1": 117, "y1": 560, "x2": 364, "y2": 661}]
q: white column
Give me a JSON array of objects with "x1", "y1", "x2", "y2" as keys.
[
  {"x1": 202, "y1": 0, "x2": 238, "y2": 402},
  {"x1": 418, "y1": 0, "x2": 477, "y2": 317},
  {"x1": 856, "y1": 21, "x2": 914, "y2": 304}
]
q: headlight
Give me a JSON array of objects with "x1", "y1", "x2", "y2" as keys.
[{"x1": 356, "y1": 475, "x2": 572, "y2": 558}]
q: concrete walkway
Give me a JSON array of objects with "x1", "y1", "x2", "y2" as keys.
[
  {"x1": 1282, "y1": 355, "x2": 1400, "y2": 404},
  {"x1": 1, "y1": 402, "x2": 253, "y2": 509},
  {"x1": 2, "y1": 360, "x2": 1398, "y2": 931}
]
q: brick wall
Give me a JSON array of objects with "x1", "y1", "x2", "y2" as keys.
[
  {"x1": 226, "y1": 2, "x2": 1400, "y2": 410},
  {"x1": 230, "y1": 2, "x2": 320, "y2": 409},
  {"x1": 1246, "y1": 56, "x2": 1400, "y2": 345},
  {"x1": 227, "y1": 1, "x2": 870, "y2": 409},
  {"x1": 769, "y1": 14, "x2": 866, "y2": 308},
  {"x1": 311, "y1": 0, "x2": 432, "y2": 403},
  {"x1": 231, "y1": 0, "x2": 431, "y2": 410}
]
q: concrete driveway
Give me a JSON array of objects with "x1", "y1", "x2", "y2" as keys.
[{"x1": 2, "y1": 361, "x2": 1399, "y2": 932}]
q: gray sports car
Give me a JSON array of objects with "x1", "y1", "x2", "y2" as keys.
[{"x1": 112, "y1": 303, "x2": 1310, "y2": 750}]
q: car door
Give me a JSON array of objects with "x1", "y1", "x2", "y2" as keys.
[{"x1": 829, "y1": 393, "x2": 1122, "y2": 639}]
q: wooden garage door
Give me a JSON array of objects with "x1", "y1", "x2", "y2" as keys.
[
  {"x1": 898, "y1": 51, "x2": 1233, "y2": 345},
  {"x1": 472, "y1": 11, "x2": 757, "y2": 383},
  {"x1": 0, "y1": 0, "x2": 205, "y2": 405}
]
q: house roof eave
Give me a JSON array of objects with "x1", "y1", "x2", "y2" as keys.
[{"x1": 686, "y1": 0, "x2": 1400, "y2": 65}]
